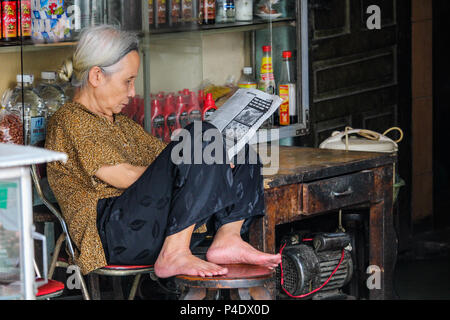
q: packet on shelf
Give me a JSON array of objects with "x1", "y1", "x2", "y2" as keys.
[
  {"x1": 31, "y1": 0, "x2": 72, "y2": 43},
  {"x1": 203, "y1": 84, "x2": 232, "y2": 101},
  {"x1": 0, "y1": 109, "x2": 24, "y2": 145}
]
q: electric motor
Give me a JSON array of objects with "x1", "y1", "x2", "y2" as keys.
[{"x1": 276, "y1": 232, "x2": 353, "y2": 299}]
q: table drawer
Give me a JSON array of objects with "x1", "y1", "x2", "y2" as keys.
[{"x1": 301, "y1": 170, "x2": 374, "y2": 214}]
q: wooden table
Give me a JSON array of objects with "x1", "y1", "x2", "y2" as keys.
[{"x1": 249, "y1": 146, "x2": 397, "y2": 300}]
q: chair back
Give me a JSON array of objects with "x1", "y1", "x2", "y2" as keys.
[{"x1": 30, "y1": 163, "x2": 76, "y2": 259}]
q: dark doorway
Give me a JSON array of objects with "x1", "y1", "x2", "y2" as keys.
[{"x1": 433, "y1": 0, "x2": 450, "y2": 229}]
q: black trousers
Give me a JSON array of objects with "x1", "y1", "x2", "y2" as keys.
[{"x1": 96, "y1": 121, "x2": 265, "y2": 265}]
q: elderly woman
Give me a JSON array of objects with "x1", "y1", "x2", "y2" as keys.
[{"x1": 45, "y1": 25, "x2": 281, "y2": 278}]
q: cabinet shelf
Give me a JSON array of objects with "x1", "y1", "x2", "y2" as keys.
[
  {"x1": 147, "y1": 18, "x2": 296, "y2": 37},
  {"x1": 0, "y1": 17, "x2": 295, "y2": 53},
  {"x1": 0, "y1": 40, "x2": 77, "y2": 53}
]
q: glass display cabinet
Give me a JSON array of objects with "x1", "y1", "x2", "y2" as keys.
[
  {"x1": 0, "y1": 143, "x2": 66, "y2": 300},
  {"x1": 0, "y1": 0, "x2": 307, "y2": 298},
  {"x1": 0, "y1": 0, "x2": 309, "y2": 148}
]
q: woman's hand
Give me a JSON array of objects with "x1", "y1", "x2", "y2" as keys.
[{"x1": 95, "y1": 163, "x2": 147, "y2": 189}]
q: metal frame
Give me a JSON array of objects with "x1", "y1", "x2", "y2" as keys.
[
  {"x1": 30, "y1": 164, "x2": 91, "y2": 300},
  {"x1": 30, "y1": 163, "x2": 155, "y2": 300}
]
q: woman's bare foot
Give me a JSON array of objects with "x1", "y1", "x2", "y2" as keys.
[
  {"x1": 154, "y1": 248, "x2": 228, "y2": 278},
  {"x1": 154, "y1": 224, "x2": 228, "y2": 278},
  {"x1": 206, "y1": 224, "x2": 281, "y2": 269}
]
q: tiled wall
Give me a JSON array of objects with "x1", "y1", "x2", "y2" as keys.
[{"x1": 411, "y1": 0, "x2": 433, "y2": 222}]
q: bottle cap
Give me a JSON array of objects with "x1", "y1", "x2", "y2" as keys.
[
  {"x1": 41, "y1": 71, "x2": 57, "y2": 80},
  {"x1": 203, "y1": 93, "x2": 216, "y2": 109},
  {"x1": 243, "y1": 67, "x2": 252, "y2": 74},
  {"x1": 282, "y1": 51, "x2": 292, "y2": 58},
  {"x1": 17, "y1": 74, "x2": 34, "y2": 84},
  {"x1": 262, "y1": 45, "x2": 271, "y2": 52}
]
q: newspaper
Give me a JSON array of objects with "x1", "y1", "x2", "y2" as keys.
[{"x1": 206, "y1": 88, "x2": 283, "y2": 160}]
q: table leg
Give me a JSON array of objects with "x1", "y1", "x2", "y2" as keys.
[
  {"x1": 249, "y1": 215, "x2": 277, "y2": 300},
  {"x1": 369, "y1": 165, "x2": 398, "y2": 300}
]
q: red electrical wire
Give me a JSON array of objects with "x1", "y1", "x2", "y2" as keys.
[{"x1": 279, "y1": 242, "x2": 346, "y2": 299}]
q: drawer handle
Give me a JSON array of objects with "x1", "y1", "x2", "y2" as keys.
[{"x1": 331, "y1": 187, "x2": 353, "y2": 198}]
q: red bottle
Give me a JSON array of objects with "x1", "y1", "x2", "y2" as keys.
[
  {"x1": 163, "y1": 94, "x2": 178, "y2": 142},
  {"x1": 151, "y1": 98, "x2": 165, "y2": 140},
  {"x1": 181, "y1": 88, "x2": 190, "y2": 105},
  {"x1": 198, "y1": 89, "x2": 205, "y2": 109},
  {"x1": 18, "y1": 0, "x2": 31, "y2": 39},
  {"x1": 176, "y1": 95, "x2": 189, "y2": 128},
  {"x1": 2, "y1": 0, "x2": 18, "y2": 41},
  {"x1": 135, "y1": 97, "x2": 145, "y2": 127},
  {"x1": 187, "y1": 91, "x2": 202, "y2": 123},
  {"x1": 202, "y1": 93, "x2": 217, "y2": 120}
]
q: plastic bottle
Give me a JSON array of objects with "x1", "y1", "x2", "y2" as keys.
[
  {"x1": 258, "y1": 45, "x2": 276, "y2": 95},
  {"x1": 238, "y1": 67, "x2": 257, "y2": 89},
  {"x1": 199, "y1": 0, "x2": 215, "y2": 24},
  {"x1": 182, "y1": 88, "x2": 190, "y2": 102},
  {"x1": 156, "y1": 0, "x2": 167, "y2": 26},
  {"x1": 187, "y1": 91, "x2": 202, "y2": 123},
  {"x1": 202, "y1": 93, "x2": 217, "y2": 120},
  {"x1": 169, "y1": 0, "x2": 181, "y2": 26},
  {"x1": 278, "y1": 50, "x2": 297, "y2": 126},
  {"x1": 216, "y1": 0, "x2": 235, "y2": 23},
  {"x1": 198, "y1": 89, "x2": 205, "y2": 109},
  {"x1": 75, "y1": 0, "x2": 92, "y2": 29},
  {"x1": 18, "y1": 0, "x2": 31, "y2": 39},
  {"x1": 181, "y1": 0, "x2": 194, "y2": 24},
  {"x1": 175, "y1": 95, "x2": 189, "y2": 128},
  {"x1": 151, "y1": 98, "x2": 165, "y2": 140},
  {"x1": 1, "y1": 0, "x2": 19, "y2": 41},
  {"x1": 163, "y1": 93, "x2": 178, "y2": 142},
  {"x1": 36, "y1": 71, "x2": 66, "y2": 118},
  {"x1": 7, "y1": 74, "x2": 47, "y2": 147},
  {"x1": 258, "y1": 45, "x2": 276, "y2": 128}
]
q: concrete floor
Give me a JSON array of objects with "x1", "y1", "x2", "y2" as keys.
[
  {"x1": 53, "y1": 226, "x2": 450, "y2": 300},
  {"x1": 393, "y1": 227, "x2": 450, "y2": 300}
]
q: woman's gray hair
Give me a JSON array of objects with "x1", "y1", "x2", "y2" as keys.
[{"x1": 59, "y1": 25, "x2": 139, "y2": 88}]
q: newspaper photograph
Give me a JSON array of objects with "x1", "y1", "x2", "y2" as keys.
[{"x1": 206, "y1": 88, "x2": 283, "y2": 160}]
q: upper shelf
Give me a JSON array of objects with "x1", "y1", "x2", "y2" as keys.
[
  {"x1": 0, "y1": 18, "x2": 296, "y2": 53},
  {"x1": 147, "y1": 17, "x2": 296, "y2": 37}
]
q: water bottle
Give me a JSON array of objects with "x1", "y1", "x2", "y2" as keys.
[
  {"x1": 238, "y1": 67, "x2": 257, "y2": 88},
  {"x1": 7, "y1": 74, "x2": 47, "y2": 147},
  {"x1": 36, "y1": 71, "x2": 67, "y2": 118}
]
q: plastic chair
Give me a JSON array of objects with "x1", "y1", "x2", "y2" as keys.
[
  {"x1": 35, "y1": 261, "x2": 65, "y2": 300},
  {"x1": 33, "y1": 241, "x2": 65, "y2": 300},
  {"x1": 30, "y1": 163, "x2": 154, "y2": 300},
  {"x1": 36, "y1": 278, "x2": 65, "y2": 299}
]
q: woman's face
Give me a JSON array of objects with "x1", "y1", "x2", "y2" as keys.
[{"x1": 95, "y1": 50, "x2": 140, "y2": 117}]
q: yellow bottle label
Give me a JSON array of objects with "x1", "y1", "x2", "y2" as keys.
[
  {"x1": 260, "y1": 56, "x2": 273, "y2": 74},
  {"x1": 279, "y1": 84, "x2": 290, "y2": 125}
]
